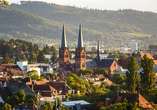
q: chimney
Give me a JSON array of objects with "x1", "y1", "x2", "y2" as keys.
[
  {"x1": 32, "y1": 81, "x2": 35, "y2": 91},
  {"x1": 106, "y1": 98, "x2": 110, "y2": 104}
]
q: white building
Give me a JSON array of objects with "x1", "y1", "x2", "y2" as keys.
[
  {"x1": 130, "y1": 42, "x2": 138, "y2": 50},
  {"x1": 17, "y1": 61, "x2": 53, "y2": 77}
]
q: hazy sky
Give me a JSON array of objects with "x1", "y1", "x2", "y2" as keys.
[{"x1": 7, "y1": 0, "x2": 157, "y2": 13}]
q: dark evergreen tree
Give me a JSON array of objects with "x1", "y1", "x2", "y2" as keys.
[
  {"x1": 43, "y1": 46, "x2": 49, "y2": 54},
  {"x1": 37, "y1": 51, "x2": 46, "y2": 63},
  {"x1": 69, "y1": 51, "x2": 72, "y2": 60},
  {"x1": 140, "y1": 54, "x2": 156, "y2": 96},
  {"x1": 28, "y1": 53, "x2": 36, "y2": 63},
  {"x1": 126, "y1": 57, "x2": 139, "y2": 93},
  {"x1": 28, "y1": 42, "x2": 34, "y2": 52},
  {"x1": 2, "y1": 54, "x2": 10, "y2": 63},
  {"x1": 51, "y1": 51, "x2": 58, "y2": 62},
  {"x1": 22, "y1": 43, "x2": 27, "y2": 52}
]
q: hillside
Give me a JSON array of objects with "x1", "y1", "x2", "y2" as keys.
[
  {"x1": 0, "y1": 5, "x2": 108, "y2": 47},
  {"x1": 0, "y1": 1, "x2": 157, "y2": 49},
  {"x1": 10, "y1": 1, "x2": 157, "y2": 35}
]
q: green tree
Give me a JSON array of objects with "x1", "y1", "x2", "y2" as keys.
[
  {"x1": 14, "y1": 89, "x2": 25, "y2": 103},
  {"x1": 37, "y1": 50, "x2": 46, "y2": 63},
  {"x1": 140, "y1": 54, "x2": 156, "y2": 96},
  {"x1": 1, "y1": 103, "x2": 11, "y2": 110},
  {"x1": 69, "y1": 51, "x2": 72, "y2": 60},
  {"x1": 78, "y1": 69, "x2": 94, "y2": 76},
  {"x1": 25, "y1": 94, "x2": 37, "y2": 104},
  {"x1": 91, "y1": 47, "x2": 96, "y2": 52},
  {"x1": 90, "y1": 53, "x2": 95, "y2": 59},
  {"x1": 0, "y1": 0, "x2": 9, "y2": 6},
  {"x1": 22, "y1": 43, "x2": 27, "y2": 52},
  {"x1": 43, "y1": 46, "x2": 49, "y2": 54},
  {"x1": 126, "y1": 57, "x2": 139, "y2": 93},
  {"x1": 2, "y1": 54, "x2": 10, "y2": 63},
  {"x1": 28, "y1": 42, "x2": 34, "y2": 52},
  {"x1": 111, "y1": 73, "x2": 126, "y2": 84},
  {"x1": 28, "y1": 53, "x2": 36, "y2": 63},
  {"x1": 41, "y1": 101, "x2": 53, "y2": 110},
  {"x1": 51, "y1": 51, "x2": 58, "y2": 62},
  {"x1": 97, "y1": 68, "x2": 109, "y2": 78}
]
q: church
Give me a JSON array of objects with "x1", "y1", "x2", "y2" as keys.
[{"x1": 58, "y1": 22, "x2": 119, "y2": 78}]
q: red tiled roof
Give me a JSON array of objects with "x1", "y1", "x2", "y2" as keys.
[
  {"x1": 153, "y1": 60, "x2": 157, "y2": 65},
  {"x1": 15, "y1": 103, "x2": 37, "y2": 110},
  {"x1": 141, "y1": 53, "x2": 154, "y2": 59},
  {"x1": 118, "y1": 59, "x2": 131, "y2": 69},
  {"x1": 26, "y1": 80, "x2": 49, "y2": 85},
  {"x1": 107, "y1": 92, "x2": 154, "y2": 109}
]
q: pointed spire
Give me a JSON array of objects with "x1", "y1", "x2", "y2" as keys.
[
  {"x1": 97, "y1": 39, "x2": 100, "y2": 55},
  {"x1": 61, "y1": 21, "x2": 67, "y2": 48},
  {"x1": 78, "y1": 21, "x2": 83, "y2": 49}
]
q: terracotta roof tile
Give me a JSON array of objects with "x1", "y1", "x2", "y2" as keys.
[
  {"x1": 15, "y1": 103, "x2": 37, "y2": 110},
  {"x1": 107, "y1": 93, "x2": 154, "y2": 109},
  {"x1": 141, "y1": 53, "x2": 154, "y2": 59},
  {"x1": 153, "y1": 60, "x2": 157, "y2": 65}
]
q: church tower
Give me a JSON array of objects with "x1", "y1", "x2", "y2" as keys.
[
  {"x1": 75, "y1": 22, "x2": 86, "y2": 74},
  {"x1": 59, "y1": 22, "x2": 69, "y2": 71}
]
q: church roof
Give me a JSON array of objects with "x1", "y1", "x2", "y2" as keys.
[
  {"x1": 101, "y1": 59, "x2": 115, "y2": 67},
  {"x1": 62, "y1": 65, "x2": 73, "y2": 71},
  {"x1": 86, "y1": 59, "x2": 98, "y2": 67},
  {"x1": 78, "y1": 22, "x2": 84, "y2": 48},
  {"x1": 61, "y1": 22, "x2": 67, "y2": 48}
]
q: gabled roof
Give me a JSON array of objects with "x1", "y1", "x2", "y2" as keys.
[
  {"x1": 101, "y1": 59, "x2": 115, "y2": 67},
  {"x1": 86, "y1": 59, "x2": 98, "y2": 67},
  {"x1": 107, "y1": 92, "x2": 154, "y2": 109},
  {"x1": 62, "y1": 65, "x2": 73, "y2": 71},
  {"x1": 141, "y1": 53, "x2": 154, "y2": 59},
  {"x1": 33, "y1": 85, "x2": 56, "y2": 91},
  {"x1": 153, "y1": 60, "x2": 157, "y2": 65},
  {"x1": 15, "y1": 103, "x2": 37, "y2": 110},
  {"x1": 26, "y1": 80, "x2": 49, "y2": 85},
  {"x1": 0, "y1": 87, "x2": 12, "y2": 102}
]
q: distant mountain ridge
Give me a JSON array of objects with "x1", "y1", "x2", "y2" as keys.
[
  {"x1": 10, "y1": 1, "x2": 157, "y2": 35},
  {"x1": 0, "y1": 1, "x2": 157, "y2": 48}
]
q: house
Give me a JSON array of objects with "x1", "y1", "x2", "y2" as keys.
[
  {"x1": 27, "y1": 80, "x2": 69, "y2": 101},
  {"x1": 17, "y1": 61, "x2": 54, "y2": 76},
  {"x1": 0, "y1": 87, "x2": 12, "y2": 103},
  {"x1": 13, "y1": 50, "x2": 34, "y2": 60},
  {"x1": 6, "y1": 82, "x2": 36, "y2": 96},
  {"x1": 118, "y1": 59, "x2": 131, "y2": 69},
  {"x1": 0, "y1": 64, "x2": 23, "y2": 78},
  {"x1": 81, "y1": 74, "x2": 114, "y2": 86},
  {"x1": 107, "y1": 92, "x2": 154, "y2": 109},
  {"x1": 62, "y1": 100, "x2": 91, "y2": 110},
  {"x1": 59, "y1": 22, "x2": 119, "y2": 78},
  {"x1": 15, "y1": 103, "x2": 37, "y2": 110}
]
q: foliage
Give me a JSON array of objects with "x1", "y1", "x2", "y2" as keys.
[
  {"x1": 78, "y1": 69, "x2": 94, "y2": 76},
  {"x1": 97, "y1": 68, "x2": 109, "y2": 78},
  {"x1": 27, "y1": 70, "x2": 41, "y2": 80},
  {"x1": 126, "y1": 57, "x2": 139, "y2": 93},
  {"x1": 108, "y1": 54, "x2": 129, "y2": 59},
  {"x1": 90, "y1": 53, "x2": 96, "y2": 59},
  {"x1": 99, "y1": 99, "x2": 143, "y2": 110},
  {"x1": 140, "y1": 54, "x2": 156, "y2": 96},
  {"x1": 1, "y1": 103, "x2": 11, "y2": 110},
  {"x1": 25, "y1": 94, "x2": 37, "y2": 104},
  {"x1": 0, "y1": 0, "x2": 9, "y2": 6},
  {"x1": 41, "y1": 101, "x2": 53, "y2": 110},
  {"x1": 111, "y1": 73, "x2": 126, "y2": 84},
  {"x1": 2, "y1": 54, "x2": 10, "y2": 63},
  {"x1": 37, "y1": 50, "x2": 46, "y2": 63},
  {"x1": 51, "y1": 51, "x2": 58, "y2": 62},
  {"x1": 41, "y1": 73, "x2": 57, "y2": 79}
]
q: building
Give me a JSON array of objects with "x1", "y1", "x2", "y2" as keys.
[
  {"x1": 62, "y1": 100, "x2": 91, "y2": 110},
  {"x1": 130, "y1": 42, "x2": 138, "y2": 50},
  {"x1": 59, "y1": 22, "x2": 119, "y2": 78},
  {"x1": 107, "y1": 92, "x2": 154, "y2": 109}
]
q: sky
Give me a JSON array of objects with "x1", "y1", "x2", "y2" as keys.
[{"x1": 6, "y1": 0, "x2": 157, "y2": 13}]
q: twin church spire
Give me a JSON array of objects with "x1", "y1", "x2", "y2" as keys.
[{"x1": 61, "y1": 22, "x2": 84, "y2": 48}]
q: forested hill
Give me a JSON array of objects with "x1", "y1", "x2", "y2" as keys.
[
  {"x1": 1, "y1": 1, "x2": 157, "y2": 48},
  {"x1": 10, "y1": 1, "x2": 157, "y2": 35},
  {"x1": 0, "y1": 4, "x2": 107, "y2": 45}
]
